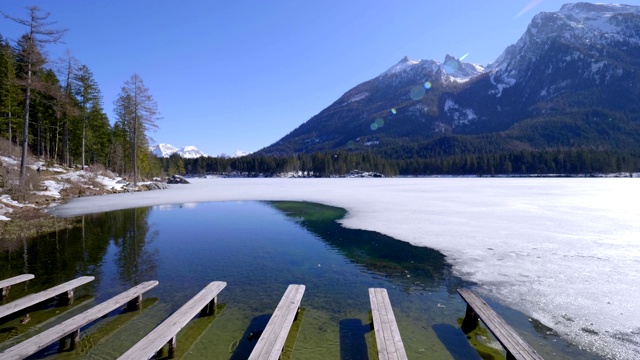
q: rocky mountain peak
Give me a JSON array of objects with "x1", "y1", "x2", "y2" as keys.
[
  {"x1": 383, "y1": 55, "x2": 421, "y2": 75},
  {"x1": 441, "y1": 54, "x2": 485, "y2": 82},
  {"x1": 260, "y1": 3, "x2": 640, "y2": 157}
]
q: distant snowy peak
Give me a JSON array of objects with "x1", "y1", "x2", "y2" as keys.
[
  {"x1": 218, "y1": 150, "x2": 252, "y2": 158},
  {"x1": 150, "y1": 144, "x2": 207, "y2": 158},
  {"x1": 178, "y1": 146, "x2": 207, "y2": 159},
  {"x1": 381, "y1": 55, "x2": 484, "y2": 83},
  {"x1": 150, "y1": 144, "x2": 178, "y2": 158},
  {"x1": 232, "y1": 150, "x2": 251, "y2": 158}
]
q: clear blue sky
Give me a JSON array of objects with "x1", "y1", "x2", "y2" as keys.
[{"x1": 2, "y1": 0, "x2": 635, "y2": 156}]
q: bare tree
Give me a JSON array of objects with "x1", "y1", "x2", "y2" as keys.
[
  {"x1": 114, "y1": 74, "x2": 159, "y2": 185},
  {"x1": 3, "y1": 6, "x2": 66, "y2": 181}
]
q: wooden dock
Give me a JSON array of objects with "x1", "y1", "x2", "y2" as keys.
[
  {"x1": 0, "y1": 280, "x2": 552, "y2": 359},
  {"x1": 369, "y1": 288, "x2": 408, "y2": 360},
  {"x1": 0, "y1": 276, "x2": 94, "y2": 320},
  {"x1": 248, "y1": 284, "x2": 305, "y2": 360},
  {"x1": 0, "y1": 280, "x2": 158, "y2": 359},
  {"x1": 0, "y1": 274, "x2": 35, "y2": 300},
  {"x1": 458, "y1": 288, "x2": 544, "y2": 360},
  {"x1": 118, "y1": 281, "x2": 227, "y2": 360}
]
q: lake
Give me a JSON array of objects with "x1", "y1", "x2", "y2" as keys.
[{"x1": 1, "y1": 199, "x2": 600, "y2": 359}]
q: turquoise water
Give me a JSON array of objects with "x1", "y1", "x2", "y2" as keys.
[{"x1": 0, "y1": 201, "x2": 598, "y2": 359}]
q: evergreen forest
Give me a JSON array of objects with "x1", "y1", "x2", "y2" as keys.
[{"x1": 1, "y1": 7, "x2": 161, "y2": 186}]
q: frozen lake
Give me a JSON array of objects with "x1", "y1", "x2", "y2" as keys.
[{"x1": 53, "y1": 177, "x2": 640, "y2": 358}]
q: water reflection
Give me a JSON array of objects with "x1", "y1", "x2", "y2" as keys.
[
  {"x1": 0, "y1": 217, "x2": 108, "y2": 297},
  {"x1": 268, "y1": 201, "x2": 465, "y2": 293},
  {"x1": 0, "y1": 208, "x2": 158, "y2": 305},
  {"x1": 110, "y1": 208, "x2": 159, "y2": 286},
  {"x1": 0, "y1": 201, "x2": 599, "y2": 359}
]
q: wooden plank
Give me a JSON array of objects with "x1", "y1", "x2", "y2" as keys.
[
  {"x1": 118, "y1": 281, "x2": 227, "y2": 360},
  {"x1": 0, "y1": 274, "x2": 35, "y2": 299},
  {"x1": 1, "y1": 280, "x2": 158, "y2": 360},
  {"x1": 458, "y1": 289, "x2": 544, "y2": 360},
  {"x1": 248, "y1": 284, "x2": 305, "y2": 360},
  {"x1": 0, "y1": 276, "x2": 94, "y2": 320},
  {"x1": 369, "y1": 288, "x2": 408, "y2": 360}
]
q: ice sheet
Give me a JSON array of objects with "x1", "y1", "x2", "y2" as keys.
[{"x1": 51, "y1": 177, "x2": 640, "y2": 358}]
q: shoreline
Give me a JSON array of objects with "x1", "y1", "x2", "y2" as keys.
[{"x1": 6, "y1": 177, "x2": 640, "y2": 358}]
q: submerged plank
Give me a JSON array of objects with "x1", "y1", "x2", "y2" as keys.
[
  {"x1": 248, "y1": 284, "x2": 305, "y2": 360},
  {"x1": 118, "y1": 281, "x2": 227, "y2": 360},
  {"x1": 0, "y1": 276, "x2": 94, "y2": 320},
  {"x1": 1, "y1": 280, "x2": 158, "y2": 360},
  {"x1": 369, "y1": 288, "x2": 408, "y2": 360},
  {"x1": 458, "y1": 288, "x2": 544, "y2": 360},
  {"x1": 0, "y1": 274, "x2": 35, "y2": 299}
]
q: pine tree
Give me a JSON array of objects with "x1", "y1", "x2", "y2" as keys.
[
  {"x1": 85, "y1": 103, "x2": 111, "y2": 165},
  {"x1": 73, "y1": 64, "x2": 101, "y2": 169},
  {"x1": 114, "y1": 73, "x2": 159, "y2": 185},
  {"x1": 0, "y1": 37, "x2": 21, "y2": 145}
]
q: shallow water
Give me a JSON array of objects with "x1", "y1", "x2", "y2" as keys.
[{"x1": 1, "y1": 201, "x2": 599, "y2": 359}]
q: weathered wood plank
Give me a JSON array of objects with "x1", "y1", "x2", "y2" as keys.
[
  {"x1": 458, "y1": 288, "x2": 544, "y2": 360},
  {"x1": 248, "y1": 284, "x2": 305, "y2": 360},
  {"x1": 369, "y1": 288, "x2": 408, "y2": 360},
  {"x1": 0, "y1": 274, "x2": 35, "y2": 299},
  {"x1": 1, "y1": 280, "x2": 158, "y2": 360},
  {"x1": 0, "y1": 276, "x2": 94, "y2": 320},
  {"x1": 118, "y1": 281, "x2": 227, "y2": 360}
]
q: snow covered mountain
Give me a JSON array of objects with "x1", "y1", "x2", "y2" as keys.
[
  {"x1": 379, "y1": 55, "x2": 484, "y2": 85},
  {"x1": 150, "y1": 144, "x2": 179, "y2": 158},
  {"x1": 150, "y1": 144, "x2": 207, "y2": 158},
  {"x1": 178, "y1": 146, "x2": 207, "y2": 159},
  {"x1": 489, "y1": 2, "x2": 640, "y2": 97},
  {"x1": 260, "y1": 3, "x2": 640, "y2": 156}
]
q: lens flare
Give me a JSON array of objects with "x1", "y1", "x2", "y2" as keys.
[
  {"x1": 459, "y1": 53, "x2": 470, "y2": 61},
  {"x1": 515, "y1": 0, "x2": 544, "y2": 19},
  {"x1": 444, "y1": 59, "x2": 459, "y2": 75},
  {"x1": 424, "y1": 81, "x2": 432, "y2": 90},
  {"x1": 391, "y1": 108, "x2": 397, "y2": 115},
  {"x1": 410, "y1": 86, "x2": 426, "y2": 100},
  {"x1": 371, "y1": 118, "x2": 385, "y2": 131}
]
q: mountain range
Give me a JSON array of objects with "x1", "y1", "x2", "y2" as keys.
[
  {"x1": 150, "y1": 144, "x2": 251, "y2": 159},
  {"x1": 259, "y1": 3, "x2": 640, "y2": 157},
  {"x1": 150, "y1": 144, "x2": 207, "y2": 159}
]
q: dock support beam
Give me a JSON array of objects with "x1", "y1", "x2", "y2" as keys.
[
  {"x1": 58, "y1": 329, "x2": 80, "y2": 352},
  {"x1": 168, "y1": 336, "x2": 176, "y2": 358},
  {"x1": 461, "y1": 304, "x2": 479, "y2": 334},
  {"x1": 200, "y1": 296, "x2": 217, "y2": 316},
  {"x1": 57, "y1": 289, "x2": 75, "y2": 306},
  {"x1": 126, "y1": 294, "x2": 142, "y2": 311},
  {"x1": 1, "y1": 286, "x2": 11, "y2": 300}
]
